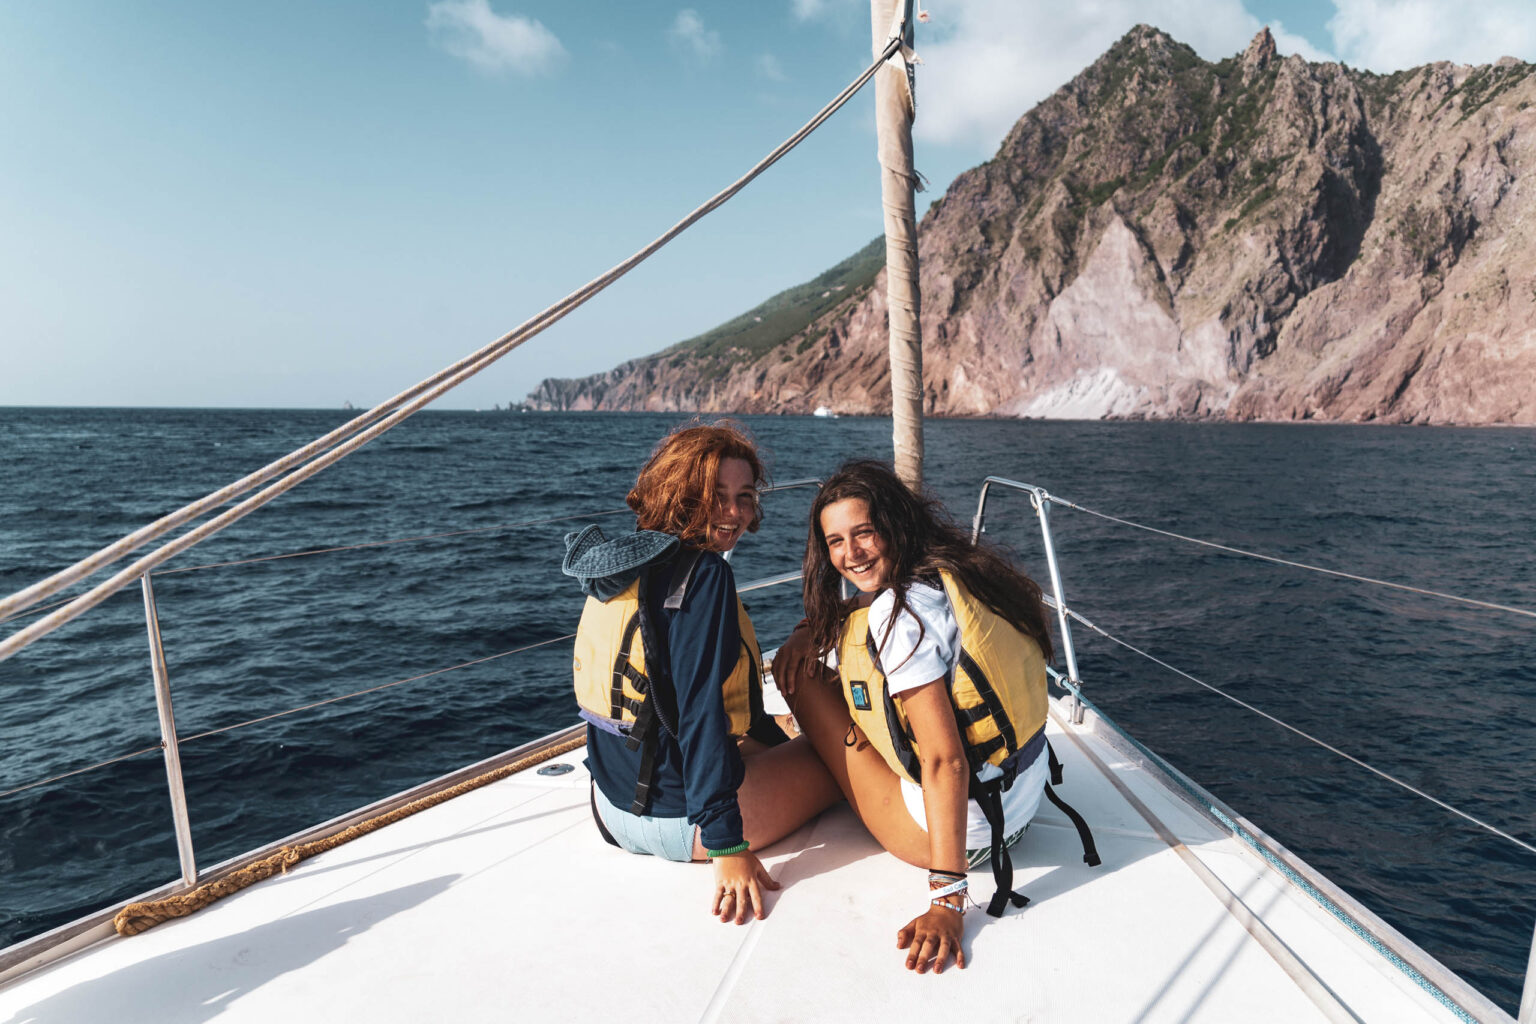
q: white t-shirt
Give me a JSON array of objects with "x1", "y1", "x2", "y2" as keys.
[{"x1": 866, "y1": 583, "x2": 1046, "y2": 850}]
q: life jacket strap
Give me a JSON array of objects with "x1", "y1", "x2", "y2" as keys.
[
  {"x1": 589, "y1": 780, "x2": 620, "y2": 848},
  {"x1": 970, "y1": 776, "x2": 1030, "y2": 918},
  {"x1": 1044, "y1": 780, "x2": 1102, "y2": 867},
  {"x1": 611, "y1": 614, "x2": 645, "y2": 725},
  {"x1": 1047, "y1": 738, "x2": 1064, "y2": 786},
  {"x1": 626, "y1": 691, "x2": 660, "y2": 815}
]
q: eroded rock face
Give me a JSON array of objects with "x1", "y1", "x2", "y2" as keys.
[{"x1": 528, "y1": 26, "x2": 1536, "y2": 425}]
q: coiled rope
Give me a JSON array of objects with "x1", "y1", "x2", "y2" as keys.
[
  {"x1": 112, "y1": 731, "x2": 586, "y2": 936},
  {"x1": 0, "y1": 35, "x2": 904, "y2": 662}
]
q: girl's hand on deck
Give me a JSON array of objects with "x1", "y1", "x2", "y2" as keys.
[
  {"x1": 710, "y1": 851, "x2": 780, "y2": 924},
  {"x1": 896, "y1": 905, "x2": 967, "y2": 974}
]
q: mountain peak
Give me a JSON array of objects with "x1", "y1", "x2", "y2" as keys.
[
  {"x1": 1123, "y1": 24, "x2": 1177, "y2": 50},
  {"x1": 527, "y1": 30, "x2": 1536, "y2": 427},
  {"x1": 1242, "y1": 27, "x2": 1277, "y2": 75}
]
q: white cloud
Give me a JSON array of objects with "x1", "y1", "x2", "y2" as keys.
[
  {"x1": 671, "y1": 9, "x2": 723, "y2": 60},
  {"x1": 912, "y1": 0, "x2": 1279, "y2": 151},
  {"x1": 426, "y1": 0, "x2": 566, "y2": 75},
  {"x1": 1327, "y1": 0, "x2": 1535, "y2": 71},
  {"x1": 757, "y1": 53, "x2": 788, "y2": 81},
  {"x1": 1268, "y1": 19, "x2": 1335, "y2": 63},
  {"x1": 814, "y1": 0, "x2": 1529, "y2": 156}
]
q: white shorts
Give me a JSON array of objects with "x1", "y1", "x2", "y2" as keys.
[{"x1": 900, "y1": 744, "x2": 1048, "y2": 851}]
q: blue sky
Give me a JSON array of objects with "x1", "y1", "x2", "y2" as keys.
[{"x1": 2, "y1": 0, "x2": 1531, "y2": 410}]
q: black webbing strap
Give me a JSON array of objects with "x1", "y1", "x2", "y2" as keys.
[
  {"x1": 1047, "y1": 739, "x2": 1064, "y2": 785},
  {"x1": 970, "y1": 776, "x2": 1030, "y2": 918},
  {"x1": 589, "y1": 780, "x2": 620, "y2": 848},
  {"x1": 611, "y1": 614, "x2": 644, "y2": 726},
  {"x1": 1044, "y1": 782, "x2": 1102, "y2": 867},
  {"x1": 626, "y1": 692, "x2": 660, "y2": 815}
]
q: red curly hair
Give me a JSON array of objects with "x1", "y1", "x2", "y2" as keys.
[{"x1": 627, "y1": 420, "x2": 767, "y2": 547}]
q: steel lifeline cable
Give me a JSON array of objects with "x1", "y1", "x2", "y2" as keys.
[{"x1": 0, "y1": 37, "x2": 906, "y2": 937}]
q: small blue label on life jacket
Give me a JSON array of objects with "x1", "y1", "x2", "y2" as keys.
[{"x1": 850, "y1": 681, "x2": 871, "y2": 711}]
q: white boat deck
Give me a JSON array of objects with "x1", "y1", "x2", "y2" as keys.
[{"x1": 0, "y1": 701, "x2": 1500, "y2": 1024}]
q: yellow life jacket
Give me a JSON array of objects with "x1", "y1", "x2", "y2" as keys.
[
  {"x1": 836, "y1": 569, "x2": 1048, "y2": 785},
  {"x1": 573, "y1": 549, "x2": 760, "y2": 745},
  {"x1": 838, "y1": 569, "x2": 1094, "y2": 919}
]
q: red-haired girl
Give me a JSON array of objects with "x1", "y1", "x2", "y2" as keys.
[{"x1": 567, "y1": 421, "x2": 839, "y2": 924}]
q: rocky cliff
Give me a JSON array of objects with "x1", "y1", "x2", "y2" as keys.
[{"x1": 528, "y1": 27, "x2": 1536, "y2": 424}]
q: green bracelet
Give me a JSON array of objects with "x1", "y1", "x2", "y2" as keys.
[{"x1": 705, "y1": 841, "x2": 750, "y2": 858}]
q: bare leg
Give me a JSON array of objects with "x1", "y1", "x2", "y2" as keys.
[
  {"x1": 690, "y1": 735, "x2": 842, "y2": 860},
  {"x1": 784, "y1": 667, "x2": 931, "y2": 867}
]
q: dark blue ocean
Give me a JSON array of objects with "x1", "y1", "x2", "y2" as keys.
[{"x1": 1, "y1": 408, "x2": 1533, "y2": 1010}]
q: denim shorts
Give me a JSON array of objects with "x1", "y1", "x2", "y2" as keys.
[{"x1": 590, "y1": 783, "x2": 699, "y2": 862}]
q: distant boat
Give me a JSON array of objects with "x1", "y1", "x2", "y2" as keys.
[
  {"x1": 342, "y1": 401, "x2": 354, "y2": 411},
  {"x1": 812, "y1": 405, "x2": 837, "y2": 418}
]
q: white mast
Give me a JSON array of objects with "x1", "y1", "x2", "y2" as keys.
[{"x1": 871, "y1": 0, "x2": 924, "y2": 489}]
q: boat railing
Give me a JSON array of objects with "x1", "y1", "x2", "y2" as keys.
[
  {"x1": 8, "y1": 470, "x2": 1535, "y2": 1015},
  {"x1": 0, "y1": 28, "x2": 899, "y2": 652},
  {"x1": 0, "y1": 31, "x2": 899, "y2": 961},
  {"x1": 0, "y1": 479, "x2": 821, "y2": 896},
  {"x1": 971, "y1": 474, "x2": 1536, "y2": 1023}
]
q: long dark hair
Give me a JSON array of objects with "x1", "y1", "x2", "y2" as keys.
[{"x1": 802, "y1": 460, "x2": 1054, "y2": 663}]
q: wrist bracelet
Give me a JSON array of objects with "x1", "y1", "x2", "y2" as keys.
[
  {"x1": 706, "y1": 841, "x2": 750, "y2": 858},
  {"x1": 928, "y1": 878, "x2": 968, "y2": 900},
  {"x1": 928, "y1": 875, "x2": 968, "y2": 915}
]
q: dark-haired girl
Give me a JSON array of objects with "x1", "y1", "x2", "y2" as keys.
[{"x1": 773, "y1": 459, "x2": 1058, "y2": 974}]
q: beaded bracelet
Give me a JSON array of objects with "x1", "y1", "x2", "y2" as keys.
[
  {"x1": 706, "y1": 841, "x2": 750, "y2": 858},
  {"x1": 928, "y1": 871, "x2": 968, "y2": 915}
]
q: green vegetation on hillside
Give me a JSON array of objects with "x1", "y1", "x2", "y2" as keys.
[
  {"x1": 661, "y1": 236, "x2": 884, "y2": 366},
  {"x1": 1453, "y1": 61, "x2": 1535, "y2": 121}
]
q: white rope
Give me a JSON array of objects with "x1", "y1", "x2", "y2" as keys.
[
  {"x1": 0, "y1": 509, "x2": 635, "y2": 626},
  {"x1": 0, "y1": 480, "x2": 825, "y2": 626},
  {"x1": 0, "y1": 40, "x2": 900, "y2": 664},
  {"x1": 1049, "y1": 496, "x2": 1536, "y2": 621},
  {"x1": 153, "y1": 510, "x2": 632, "y2": 578},
  {"x1": 1064, "y1": 606, "x2": 1536, "y2": 858}
]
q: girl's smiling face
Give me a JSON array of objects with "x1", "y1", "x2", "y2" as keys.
[
  {"x1": 707, "y1": 457, "x2": 757, "y2": 552},
  {"x1": 819, "y1": 497, "x2": 892, "y2": 592}
]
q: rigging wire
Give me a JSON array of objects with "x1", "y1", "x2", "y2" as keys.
[
  {"x1": 1048, "y1": 495, "x2": 1536, "y2": 621},
  {"x1": 0, "y1": 36, "x2": 903, "y2": 661},
  {"x1": 152, "y1": 509, "x2": 631, "y2": 577},
  {"x1": 2, "y1": 478, "x2": 822, "y2": 624},
  {"x1": 0, "y1": 634, "x2": 578, "y2": 800},
  {"x1": 0, "y1": 485, "x2": 823, "y2": 795},
  {"x1": 0, "y1": 745, "x2": 164, "y2": 801},
  {"x1": 0, "y1": 509, "x2": 631, "y2": 626},
  {"x1": 178, "y1": 634, "x2": 577, "y2": 744},
  {"x1": 1061, "y1": 605, "x2": 1536, "y2": 858}
]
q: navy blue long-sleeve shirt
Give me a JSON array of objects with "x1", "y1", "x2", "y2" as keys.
[{"x1": 586, "y1": 550, "x2": 748, "y2": 851}]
